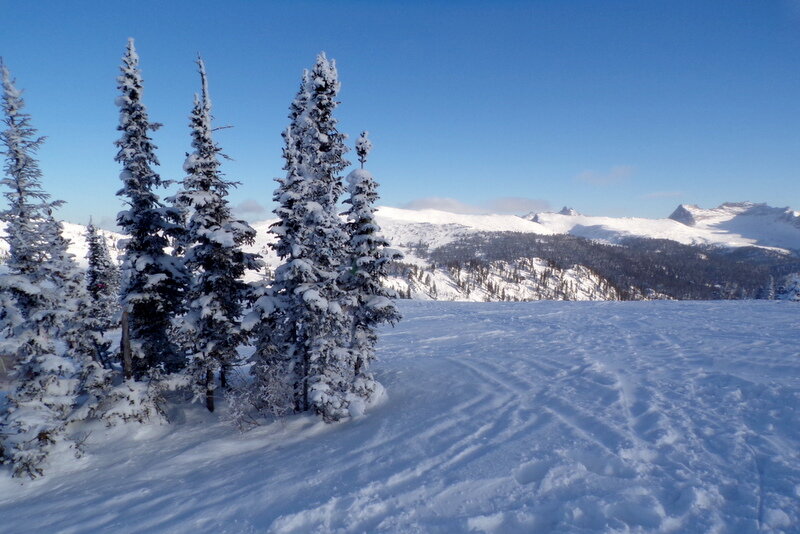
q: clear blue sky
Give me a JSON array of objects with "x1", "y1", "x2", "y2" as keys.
[{"x1": 1, "y1": 0, "x2": 799, "y2": 228}]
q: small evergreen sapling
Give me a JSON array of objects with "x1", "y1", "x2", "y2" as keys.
[
  {"x1": 64, "y1": 222, "x2": 121, "y2": 419},
  {"x1": 355, "y1": 131, "x2": 372, "y2": 169}
]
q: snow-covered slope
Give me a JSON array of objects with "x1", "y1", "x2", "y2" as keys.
[
  {"x1": 3, "y1": 201, "x2": 797, "y2": 271},
  {"x1": 246, "y1": 213, "x2": 618, "y2": 301},
  {"x1": 1, "y1": 300, "x2": 798, "y2": 532},
  {"x1": 344, "y1": 202, "x2": 800, "y2": 255},
  {"x1": 528, "y1": 202, "x2": 800, "y2": 252},
  {"x1": 667, "y1": 202, "x2": 800, "y2": 250},
  {"x1": 0, "y1": 221, "x2": 123, "y2": 268},
  {"x1": 336, "y1": 202, "x2": 800, "y2": 253},
  {"x1": 3, "y1": 200, "x2": 796, "y2": 302},
  {"x1": 376, "y1": 206, "x2": 553, "y2": 249},
  {"x1": 246, "y1": 208, "x2": 553, "y2": 273},
  {"x1": 385, "y1": 258, "x2": 621, "y2": 302}
]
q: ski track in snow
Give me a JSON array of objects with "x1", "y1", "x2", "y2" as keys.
[{"x1": 1, "y1": 300, "x2": 799, "y2": 533}]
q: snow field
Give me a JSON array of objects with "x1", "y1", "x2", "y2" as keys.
[{"x1": 1, "y1": 300, "x2": 799, "y2": 533}]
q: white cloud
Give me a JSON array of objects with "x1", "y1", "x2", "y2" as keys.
[
  {"x1": 400, "y1": 196, "x2": 551, "y2": 215},
  {"x1": 401, "y1": 197, "x2": 485, "y2": 214},
  {"x1": 576, "y1": 165, "x2": 634, "y2": 186},
  {"x1": 95, "y1": 215, "x2": 121, "y2": 232},
  {"x1": 234, "y1": 199, "x2": 267, "y2": 215},
  {"x1": 486, "y1": 197, "x2": 551, "y2": 214}
]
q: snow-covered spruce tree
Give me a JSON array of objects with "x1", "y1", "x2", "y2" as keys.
[
  {"x1": 249, "y1": 126, "x2": 309, "y2": 420},
  {"x1": 45, "y1": 218, "x2": 95, "y2": 355},
  {"x1": 173, "y1": 58, "x2": 261, "y2": 412},
  {"x1": 84, "y1": 221, "x2": 120, "y2": 359},
  {"x1": 0, "y1": 285, "x2": 21, "y2": 340},
  {"x1": 252, "y1": 54, "x2": 353, "y2": 422},
  {"x1": 341, "y1": 132, "x2": 402, "y2": 407},
  {"x1": 0, "y1": 62, "x2": 81, "y2": 478},
  {"x1": 248, "y1": 73, "x2": 310, "y2": 419},
  {"x1": 247, "y1": 73, "x2": 315, "y2": 420},
  {"x1": 70, "y1": 221, "x2": 120, "y2": 415},
  {"x1": 115, "y1": 39, "x2": 187, "y2": 379},
  {"x1": 299, "y1": 54, "x2": 355, "y2": 422},
  {"x1": 39, "y1": 214, "x2": 114, "y2": 425}
]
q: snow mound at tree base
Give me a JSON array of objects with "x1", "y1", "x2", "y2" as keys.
[{"x1": 1, "y1": 300, "x2": 799, "y2": 533}]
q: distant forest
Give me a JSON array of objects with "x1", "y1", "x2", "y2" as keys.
[{"x1": 422, "y1": 232, "x2": 800, "y2": 300}]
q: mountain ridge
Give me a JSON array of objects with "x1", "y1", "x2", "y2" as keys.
[
  {"x1": 524, "y1": 201, "x2": 800, "y2": 252},
  {"x1": 1, "y1": 201, "x2": 798, "y2": 302}
]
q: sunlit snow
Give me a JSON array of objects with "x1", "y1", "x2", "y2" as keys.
[{"x1": 1, "y1": 300, "x2": 798, "y2": 533}]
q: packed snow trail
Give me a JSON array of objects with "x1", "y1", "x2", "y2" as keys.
[{"x1": 1, "y1": 301, "x2": 798, "y2": 533}]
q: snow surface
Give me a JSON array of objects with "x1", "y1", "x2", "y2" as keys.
[{"x1": 2, "y1": 300, "x2": 799, "y2": 533}]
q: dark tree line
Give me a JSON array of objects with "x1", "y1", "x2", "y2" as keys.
[{"x1": 427, "y1": 232, "x2": 800, "y2": 300}]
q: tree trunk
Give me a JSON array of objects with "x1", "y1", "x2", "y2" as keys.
[
  {"x1": 220, "y1": 364, "x2": 228, "y2": 390},
  {"x1": 121, "y1": 310, "x2": 132, "y2": 380},
  {"x1": 302, "y1": 351, "x2": 309, "y2": 412},
  {"x1": 205, "y1": 369, "x2": 215, "y2": 412}
]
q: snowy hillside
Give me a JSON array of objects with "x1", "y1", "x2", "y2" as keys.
[
  {"x1": 328, "y1": 202, "x2": 800, "y2": 301},
  {"x1": 246, "y1": 214, "x2": 620, "y2": 301},
  {"x1": 1, "y1": 300, "x2": 798, "y2": 532},
  {"x1": 528, "y1": 201, "x2": 800, "y2": 252},
  {"x1": 6, "y1": 202, "x2": 798, "y2": 270},
  {"x1": 0, "y1": 221, "x2": 122, "y2": 268},
  {"x1": 377, "y1": 206, "x2": 554, "y2": 250},
  {"x1": 248, "y1": 208, "x2": 554, "y2": 271},
  {"x1": 3, "y1": 201, "x2": 798, "y2": 302},
  {"x1": 384, "y1": 258, "x2": 621, "y2": 302},
  {"x1": 667, "y1": 202, "x2": 800, "y2": 250}
]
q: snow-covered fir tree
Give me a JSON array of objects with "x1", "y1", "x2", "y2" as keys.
[
  {"x1": 173, "y1": 58, "x2": 261, "y2": 412},
  {"x1": 47, "y1": 221, "x2": 121, "y2": 424},
  {"x1": 0, "y1": 62, "x2": 81, "y2": 478},
  {"x1": 341, "y1": 133, "x2": 402, "y2": 407},
  {"x1": 72, "y1": 220, "x2": 120, "y2": 406},
  {"x1": 247, "y1": 72, "x2": 314, "y2": 419},
  {"x1": 37, "y1": 214, "x2": 114, "y2": 426},
  {"x1": 248, "y1": 127, "x2": 309, "y2": 419},
  {"x1": 0, "y1": 284, "x2": 21, "y2": 341},
  {"x1": 114, "y1": 39, "x2": 187, "y2": 379},
  {"x1": 251, "y1": 53, "x2": 353, "y2": 422},
  {"x1": 84, "y1": 221, "x2": 120, "y2": 356},
  {"x1": 45, "y1": 218, "x2": 96, "y2": 359}
]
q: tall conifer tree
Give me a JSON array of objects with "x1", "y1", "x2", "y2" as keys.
[
  {"x1": 341, "y1": 132, "x2": 402, "y2": 405},
  {"x1": 0, "y1": 62, "x2": 81, "y2": 478},
  {"x1": 252, "y1": 53, "x2": 353, "y2": 422},
  {"x1": 174, "y1": 58, "x2": 260, "y2": 412},
  {"x1": 114, "y1": 39, "x2": 187, "y2": 378},
  {"x1": 250, "y1": 76, "x2": 312, "y2": 418}
]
